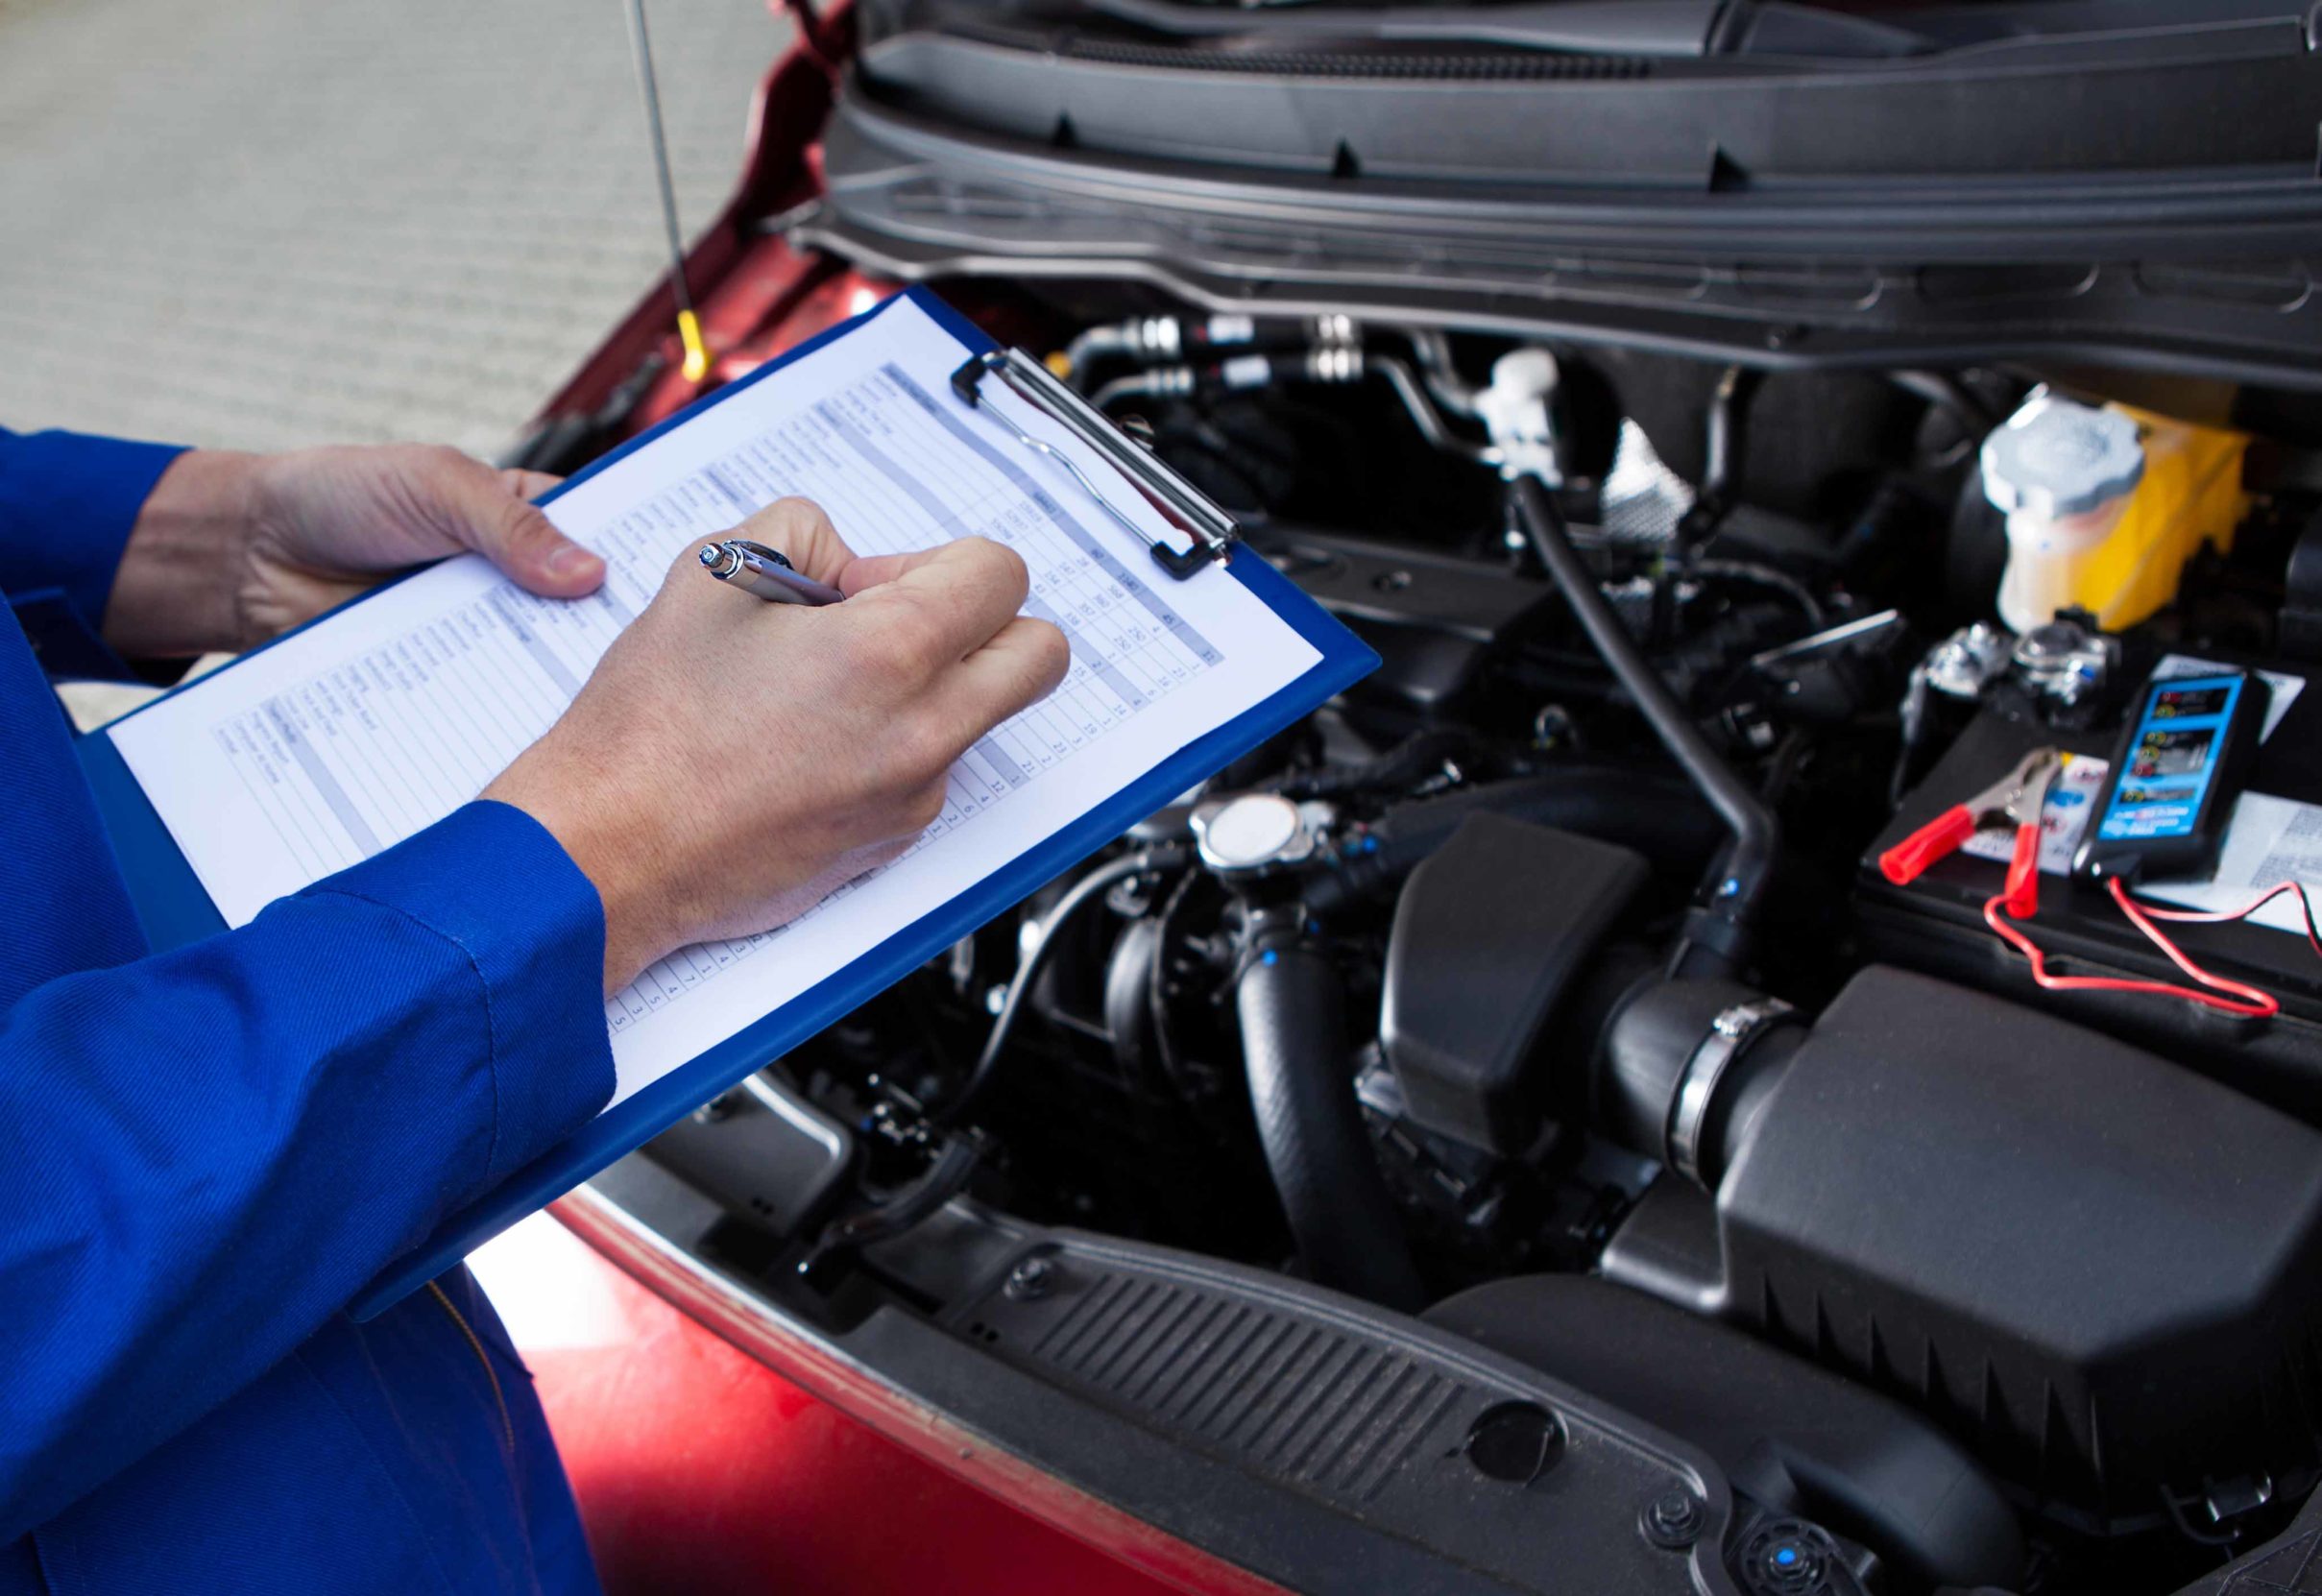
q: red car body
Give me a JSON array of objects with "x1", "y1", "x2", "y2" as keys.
[{"x1": 507, "y1": 1198, "x2": 1272, "y2": 1595}]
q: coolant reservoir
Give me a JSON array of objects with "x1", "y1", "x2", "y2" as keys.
[{"x1": 1982, "y1": 392, "x2": 2248, "y2": 635}]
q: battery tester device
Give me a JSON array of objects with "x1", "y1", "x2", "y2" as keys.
[
  {"x1": 2072, "y1": 669, "x2": 2267, "y2": 884},
  {"x1": 1863, "y1": 658, "x2": 2322, "y2": 1029}
]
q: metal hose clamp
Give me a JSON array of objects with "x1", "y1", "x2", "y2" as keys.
[{"x1": 1667, "y1": 998, "x2": 1796, "y2": 1189}]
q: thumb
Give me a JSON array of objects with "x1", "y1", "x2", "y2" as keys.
[{"x1": 434, "y1": 453, "x2": 604, "y2": 597}]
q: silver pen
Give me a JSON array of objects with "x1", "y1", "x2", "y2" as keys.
[{"x1": 696, "y1": 538, "x2": 845, "y2": 606}]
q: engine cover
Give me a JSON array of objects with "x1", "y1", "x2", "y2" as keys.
[{"x1": 1689, "y1": 968, "x2": 2322, "y2": 1531}]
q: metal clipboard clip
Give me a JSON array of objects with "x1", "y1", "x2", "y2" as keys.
[{"x1": 950, "y1": 348, "x2": 1237, "y2": 580}]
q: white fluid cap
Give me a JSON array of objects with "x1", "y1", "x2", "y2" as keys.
[
  {"x1": 1478, "y1": 347, "x2": 1563, "y2": 486},
  {"x1": 1981, "y1": 393, "x2": 2145, "y2": 520}
]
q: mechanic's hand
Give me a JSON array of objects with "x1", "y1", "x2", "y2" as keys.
[
  {"x1": 104, "y1": 445, "x2": 604, "y2": 655},
  {"x1": 483, "y1": 498, "x2": 1071, "y2": 993}
]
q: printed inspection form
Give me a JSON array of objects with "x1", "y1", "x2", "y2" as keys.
[{"x1": 107, "y1": 294, "x2": 1332, "y2": 1111}]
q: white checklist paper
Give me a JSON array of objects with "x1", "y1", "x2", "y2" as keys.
[
  {"x1": 109, "y1": 297, "x2": 1323, "y2": 1104},
  {"x1": 2147, "y1": 792, "x2": 2322, "y2": 931}
]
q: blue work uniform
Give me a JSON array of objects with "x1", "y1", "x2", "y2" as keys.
[{"x1": 0, "y1": 429, "x2": 615, "y2": 1595}]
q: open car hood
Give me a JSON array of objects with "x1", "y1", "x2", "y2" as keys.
[{"x1": 800, "y1": 0, "x2": 2322, "y2": 386}]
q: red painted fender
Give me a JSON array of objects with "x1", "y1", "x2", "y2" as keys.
[{"x1": 472, "y1": 1202, "x2": 1288, "y2": 1596}]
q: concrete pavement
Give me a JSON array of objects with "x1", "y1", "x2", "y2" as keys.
[{"x1": 0, "y1": 0, "x2": 786, "y2": 457}]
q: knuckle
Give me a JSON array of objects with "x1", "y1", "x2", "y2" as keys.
[
  {"x1": 768, "y1": 495, "x2": 829, "y2": 525},
  {"x1": 892, "y1": 714, "x2": 958, "y2": 786},
  {"x1": 421, "y1": 444, "x2": 479, "y2": 485},
  {"x1": 970, "y1": 534, "x2": 1027, "y2": 574},
  {"x1": 905, "y1": 780, "x2": 948, "y2": 831},
  {"x1": 749, "y1": 496, "x2": 833, "y2": 553},
  {"x1": 959, "y1": 537, "x2": 1030, "y2": 598},
  {"x1": 840, "y1": 616, "x2": 931, "y2": 683},
  {"x1": 1028, "y1": 619, "x2": 1072, "y2": 684}
]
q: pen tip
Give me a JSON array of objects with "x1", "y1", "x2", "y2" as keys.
[{"x1": 697, "y1": 544, "x2": 721, "y2": 568}]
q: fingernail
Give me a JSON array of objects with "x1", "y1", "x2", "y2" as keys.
[{"x1": 546, "y1": 545, "x2": 603, "y2": 581}]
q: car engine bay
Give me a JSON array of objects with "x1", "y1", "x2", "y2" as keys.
[
  {"x1": 516, "y1": 7, "x2": 2322, "y2": 1592},
  {"x1": 594, "y1": 282, "x2": 2322, "y2": 1596}
]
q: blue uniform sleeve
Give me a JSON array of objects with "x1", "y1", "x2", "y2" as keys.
[
  {"x1": 0, "y1": 425, "x2": 185, "y2": 621},
  {"x1": 0, "y1": 799, "x2": 615, "y2": 1544},
  {"x1": 0, "y1": 426, "x2": 187, "y2": 676}
]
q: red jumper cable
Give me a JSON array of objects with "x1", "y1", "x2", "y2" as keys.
[
  {"x1": 1878, "y1": 746, "x2": 2062, "y2": 912},
  {"x1": 1883, "y1": 746, "x2": 2310, "y2": 1018}
]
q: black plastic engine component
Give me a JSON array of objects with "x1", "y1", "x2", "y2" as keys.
[
  {"x1": 2283, "y1": 511, "x2": 2322, "y2": 665},
  {"x1": 1304, "y1": 766, "x2": 1715, "y2": 915},
  {"x1": 1381, "y1": 814, "x2": 1649, "y2": 1154},
  {"x1": 1427, "y1": 1274, "x2": 2024, "y2": 1592},
  {"x1": 644, "y1": 1073, "x2": 854, "y2": 1241},
  {"x1": 928, "y1": 1228, "x2": 1736, "y2": 1596},
  {"x1": 1729, "y1": 1516, "x2": 1867, "y2": 1596},
  {"x1": 2180, "y1": 1477, "x2": 2322, "y2": 1596},
  {"x1": 1591, "y1": 964, "x2": 2322, "y2": 1532},
  {"x1": 1248, "y1": 522, "x2": 1560, "y2": 713}
]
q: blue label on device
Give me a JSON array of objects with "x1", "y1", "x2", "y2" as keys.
[{"x1": 2095, "y1": 674, "x2": 2242, "y2": 842}]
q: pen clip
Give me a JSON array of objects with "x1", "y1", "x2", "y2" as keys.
[
  {"x1": 951, "y1": 349, "x2": 1237, "y2": 580},
  {"x1": 725, "y1": 539, "x2": 793, "y2": 570}
]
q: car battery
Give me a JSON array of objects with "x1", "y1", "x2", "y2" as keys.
[{"x1": 1858, "y1": 650, "x2": 2322, "y2": 1121}]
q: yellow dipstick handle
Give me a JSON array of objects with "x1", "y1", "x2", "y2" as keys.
[{"x1": 677, "y1": 308, "x2": 711, "y2": 384}]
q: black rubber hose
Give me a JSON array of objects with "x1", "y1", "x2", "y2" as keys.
[
  {"x1": 1301, "y1": 767, "x2": 1717, "y2": 916},
  {"x1": 1512, "y1": 477, "x2": 1778, "y2": 978},
  {"x1": 1887, "y1": 368, "x2": 1998, "y2": 434},
  {"x1": 1676, "y1": 365, "x2": 1763, "y2": 551},
  {"x1": 1236, "y1": 916, "x2": 1427, "y2": 1311},
  {"x1": 804, "y1": 1136, "x2": 983, "y2": 1270},
  {"x1": 1691, "y1": 558, "x2": 1826, "y2": 631},
  {"x1": 1701, "y1": 367, "x2": 1760, "y2": 512},
  {"x1": 1277, "y1": 725, "x2": 1484, "y2": 800}
]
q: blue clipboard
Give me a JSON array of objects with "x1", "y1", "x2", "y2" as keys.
[{"x1": 77, "y1": 286, "x2": 1379, "y2": 1318}]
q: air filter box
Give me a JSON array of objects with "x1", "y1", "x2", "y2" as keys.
[{"x1": 1713, "y1": 967, "x2": 2322, "y2": 1532}]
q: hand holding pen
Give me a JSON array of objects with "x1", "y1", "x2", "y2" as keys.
[{"x1": 485, "y1": 496, "x2": 1067, "y2": 992}]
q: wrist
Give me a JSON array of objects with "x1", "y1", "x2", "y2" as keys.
[
  {"x1": 102, "y1": 449, "x2": 260, "y2": 656},
  {"x1": 483, "y1": 751, "x2": 680, "y2": 994}
]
